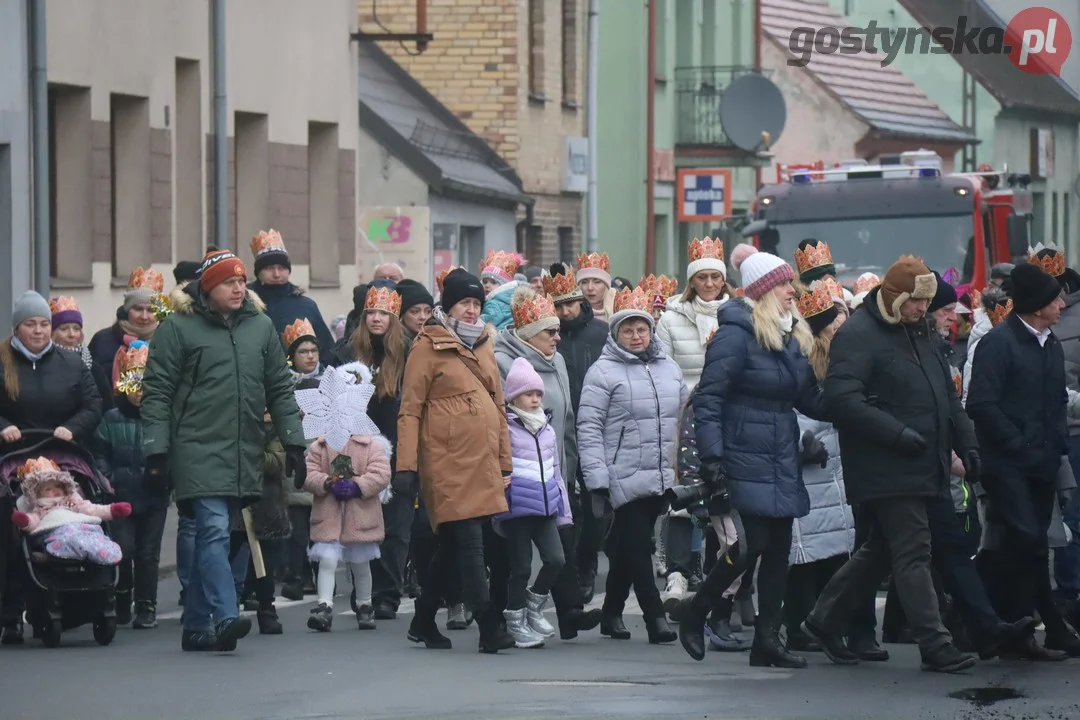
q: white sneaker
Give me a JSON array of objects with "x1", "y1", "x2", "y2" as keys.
[{"x1": 661, "y1": 571, "x2": 689, "y2": 612}]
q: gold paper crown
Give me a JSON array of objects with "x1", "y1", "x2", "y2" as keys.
[
  {"x1": 818, "y1": 275, "x2": 846, "y2": 303},
  {"x1": 577, "y1": 252, "x2": 611, "y2": 273},
  {"x1": 49, "y1": 296, "x2": 79, "y2": 314},
  {"x1": 116, "y1": 342, "x2": 150, "y2": 394},
  {"x1": 542, "y1": 268, "x2": 582, "y2": 302},
  {"x1": 282, "y1": 318, "x2": 317, "y2": 349},
  {"x1": 18, "y1": 457, "x2": 60, "y2": 481},
  {"x1": 365, "y1": 286, "x2": 402, "y2": 315},
  {"x1": 251, "y1": 229, "x2": 287, "y2": 257},
  {"x1": 1028, "y1": 243, "x2": 1066, "y2": 277},
  {"x1": 853, "y1": 272, "x2": 882, "y2": 295},
  {"x1": 436, "y1": 266, "x2": 466, "y2": 294},
  {"x1": 613, "y1": 286, "x2": 653, "y2": 314},
  {"x1": 688, "y1": 237, "x2": 724, "y2": 263},
  {"x1": 480, "y1": 251, "x2": 526, "y2": 280},
  {"x1": 953, "y1": 373, "x2": 963, "y2": 397},
  {"x1": 511, "y1": 292, "x2": 557, "y2": 329},
  {"x1": 794, "y1": 241, "x2": 834, "y2": 276},
  {"x1": 128, "y1": 267, "x2": 164, "y2": 292},
  {"x1": 637, "y1": 274, "x2": 679, "y2": 299},
  {"x1": 797, "y1": 281, "x2": 836, "y2": 319},
  {"x1": 969, "y1": 288, "x2": 983, "y2": 314},
  {"x1": 989, "y1": 298, "x2": 1013, "y2": 327}
]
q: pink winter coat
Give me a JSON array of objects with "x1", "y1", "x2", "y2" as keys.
[{"x1": 304, "y1": 435, "x2": 391, "y2": 545}]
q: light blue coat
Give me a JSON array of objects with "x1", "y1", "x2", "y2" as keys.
[
  {"x1": 577, "y1": 334, "x2": 688, "y2": 510},
  {"x1": 790, "y1": 414, "x2": 855, "y2": 565}
]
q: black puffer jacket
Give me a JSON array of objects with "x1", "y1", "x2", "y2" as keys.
[
  {"x1": 556, "y1": 301, "x2": 609, "y2": 416},
  {"x1": 92, "y1": 398, "x2": 168, "y2": 514},
  {"x1": 0, "y1": 342, "x2": 103, "y2": 441},
  {"x1": 824, "y1": 286, "x2": 977, "y2": 505}
]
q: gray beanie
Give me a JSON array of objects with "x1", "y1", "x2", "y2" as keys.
[
  {"x1": 123, "y1": 287, "x2": 155, "y2": 312},
  {"x1": 12, "y1": 291, "x2": 52, "y2": 329}
]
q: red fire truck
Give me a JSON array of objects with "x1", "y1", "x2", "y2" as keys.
[{"x1": 743, "y1": 151, "x2": 1033, "y2": 290}]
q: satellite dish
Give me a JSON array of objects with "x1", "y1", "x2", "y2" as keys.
[{"x1": 719, "y1": 74, "x2": 787, "y2": 154}]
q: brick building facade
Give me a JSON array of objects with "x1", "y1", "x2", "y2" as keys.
[{"x1": 364, "y1": 0, "x2": 586, "y2": 265}]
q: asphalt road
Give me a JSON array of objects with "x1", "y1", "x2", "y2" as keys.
[{"x1": 4, "y1": 569, "x2": 1080, "y2": 720}]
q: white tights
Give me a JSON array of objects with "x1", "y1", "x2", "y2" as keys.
[{"x1": 316, "y1": 558, "x2": 373, "y2": 608}]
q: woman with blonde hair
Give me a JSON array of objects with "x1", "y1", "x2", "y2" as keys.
[{"x1": 676, "y1": 245, "x2": 823, "y2": 669}]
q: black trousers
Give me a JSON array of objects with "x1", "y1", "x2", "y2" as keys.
[
  {"x1": 112, "y1": 508, "x2": 169, "y2": 604},
  {"x1": 575, "y1": 473, "x2": 605, "y2": 579},
  {"x1": 411, "y1": 501, "x2": 462, "y2": 606},
  {"x1": 784, "y1": 554, "x2": 847, "y2": 636},
  {"x1": 370, "y1": 491, "x2": 416, "y2": 611},
  {"x1": 285, "y1": 506, "x2": 314, "y2": 588},
  {"x1": 419, "y1": 517, "x2": 490, "y2": 616},
  {"x1": 602, "y1": 496, "x2": 667, "y2": 620},
  {"x1": 503, "y1": 515, "x2": 565, "y2": 608}
]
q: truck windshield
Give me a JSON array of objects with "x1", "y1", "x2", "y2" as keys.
[{"x1": 762, "y1": 214, "x2": 975, "y2": 285}]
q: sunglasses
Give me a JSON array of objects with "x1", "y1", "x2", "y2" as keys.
[{"x1": 542, "y1": 329, "x2": 560, "y2": 337}]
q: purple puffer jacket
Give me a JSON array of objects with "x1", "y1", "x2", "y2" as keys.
[{"x1": 497, "y1": 412, "x2": 569, "y2": 523}]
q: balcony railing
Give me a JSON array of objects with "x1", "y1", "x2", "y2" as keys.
[{"x1": 674, "y1": 65, "x2": 766, "y2": 148}]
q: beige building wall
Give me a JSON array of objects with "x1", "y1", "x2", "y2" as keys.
[{"x1": 44, "y1": 0, "x2": 359, "y2": 331}]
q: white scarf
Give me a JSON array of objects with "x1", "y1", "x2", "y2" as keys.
[
  {"x1": 689, "y1": 296, "x2": 725, "y2": 346},
  {"x1": 512, "y1": 406, "x2": 548, "y2": 435}
]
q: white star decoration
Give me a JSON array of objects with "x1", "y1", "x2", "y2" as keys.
[{"x1": 294, "y1": 363, "x2": 381, "y2": 454}]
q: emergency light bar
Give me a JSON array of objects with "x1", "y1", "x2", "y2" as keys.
[{"x1": 782, "y1": 150, "x2": 944, "y2": 184}]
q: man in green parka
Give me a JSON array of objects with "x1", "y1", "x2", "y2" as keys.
[{"x1": 141, "y1": 248, "x2": 306, "y2": 653}]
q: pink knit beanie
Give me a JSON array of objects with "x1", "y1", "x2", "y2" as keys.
[{"x1": 504, "y1": 357, "x2": 545, "y2": 404}]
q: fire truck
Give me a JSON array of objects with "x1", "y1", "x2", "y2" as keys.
[{"x1": 742, "y1": 150, "x2": 1034, "y2": 290}]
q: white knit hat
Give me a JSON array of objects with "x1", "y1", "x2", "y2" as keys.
[{"x1": 736, "y1": 245, "x2": 795, "y2": 300}]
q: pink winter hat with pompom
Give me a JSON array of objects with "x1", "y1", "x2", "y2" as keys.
[
  {"x1": 504, "y1": 357, "x2": 545, "y2": 404},
  {"x1": 730, "y1": 243, "x2": 758, "y2": 273}
]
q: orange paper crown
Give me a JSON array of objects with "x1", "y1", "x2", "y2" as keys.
[
  {"x1": 365, "y1": 286, "x2": 402, "y2": 315},
  {"x1": 794, "y1": 241, "x2": 834, "y2": 276},
  {"x1": 436, "y1": 266, "x2": 465, "y2": 294},
  {"x1": 969, "y1": 288, "x2": 983, "y2": 314},
  {"x1": 119, "y1": 342, "x2": 149, "y2": 374},
  {"x1": 953, "y1": 373, "x2": 963, "y2": 397},
  {"x1": 853, "y1": 272, "x2": 882, "y2": 295},
  {"x1": 49, "y1": 296, "x2": 79, "y2": 314},
  {"x1": 613, "y1": 286, "x2": 654, "y2": 314},
  {"x1": 251, "y1": 229, "x2": 287, "y2": 257},
  {"x1": 542, "y1": 268, "x2": 582, "y2": 303},
  {"x1": 511, "y1": 292, "x2": 557, "y2": 329},
  {"x1": 128, "y1": 267, "x2": 165, "y2": 292},
  {"x1": 797, "y1": 281, "x2": 836, "y2": 319},
  {"x1": 688, "y1": 238, "x2": 725, "y2": 263},
  {"x1": 1028, "y1": 243, "x2": 1066, "y2": 277},
  {"x1": 282, "y1": 318, "x2": 317, "y2": 349},
  {"x1": 577, "y1": 252, "x2": 611, "y2": 273},
  {"x1": 989, "y1": 298, "x2": 1013, "y2": 327},
  {"x1": 818, "y1": 275, "x2": 846, "y2": 303},
  {"x1": 637, "y1": 274, "x2": 679, "y2": 299},
  {"x1": 480, "y1": 251, "x2": 526, "y2": 282},
  {"x1": 17, "y1": 457, "x2": 60, "y2": 481}
]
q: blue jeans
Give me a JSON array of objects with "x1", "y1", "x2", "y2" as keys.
[
  {"x1": 182, "y1": 498, "x2": 239, "y2": 632},
  {"x1": 176, "y1": 515, "x2": 195, "y2": 591},
  {"x1": 1053, "y1": 436, "x2": 1080, "y2": 601}
]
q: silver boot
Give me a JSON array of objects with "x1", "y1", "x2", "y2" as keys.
[
  {"x1": 525, "y1": 589, "x2": 557, "y2": 638},
  {"x1": 503, "y1": 607, "x2": 545, "y2": 648}
]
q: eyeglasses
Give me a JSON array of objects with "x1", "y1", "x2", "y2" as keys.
[
  {"x1": 619, "y1": 327, "x2": 652, "y2": 338},
  {"x1": 295, "y1": 348, "x2": 319, "y2": 356}
]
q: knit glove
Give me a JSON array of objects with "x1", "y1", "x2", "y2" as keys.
[
  {"x1": 11, "y1": 511, "x2": 29, "y2": 529},
  {"x1": 109, "y1": 502, "x2": 132, "y2": 519},
  {"x1": 331, "y1": 479, "x2": 362, "y2": 501},
  {"x1": 143, "y1": 454, "x2": 170, "y2": 495},
  {"x1": 287, "y1": 446, "x2": 308, "y2": 490}
]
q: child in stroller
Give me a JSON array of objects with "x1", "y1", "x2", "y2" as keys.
[{"x1": 12, "y1": 457, "x2": 130, "y2": 563}]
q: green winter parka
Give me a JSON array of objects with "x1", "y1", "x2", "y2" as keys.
[{"x1": 140, "y1": 285, "x2": 303, "y2": 503}]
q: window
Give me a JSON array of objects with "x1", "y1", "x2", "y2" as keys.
[
  {"x1": 1031, "y1": 192, "x2": 1046, "y2": 245},
  {"x1": 561, "y1": 0, "x2": 578, "y2": 106},
  {"x1": 460, "y1": 226, "x2": 485, "y2": 272},
  {"x1": 1052, "y1": 191, "x2": 1059, "y2": 244},
  {"x1": 528, "y1": 0, "x2": 546, "y2": 100},
  {"x1": 558, "y1": 226, "x2": 575, "y2": 263},
  {"x1": 701, "y1": 0, "x2": 717, "y2": 68},
  {"x1": 308, "y1": 122, "x2": 339, "y2": 286},
  {"x1": 110, "y1": 93, "x2": 151, "y2": 281},
  {"x1": 524, "y1": 224, "x2": 543, "y2": 261},
  {"x1": 235, "y1": 112, "x2": 269, "y2": 259},
  {"x1": 48, "y1": 85, "x2": 93, "y2": 284},
  {"x1": 654, "y1": 0, "x2": 668, "y2": 80},
  {"x1": 175, "y1": 59, "x2": 203, "y2": 259},
  {"x1": 1065, "y1": 195, "x2": 1071, "y2": 253}
]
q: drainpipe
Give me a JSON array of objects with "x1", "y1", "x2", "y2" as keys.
[
  {"x1": 644, "y1": 0, "x2": 656, "y2": 275},
  {"x1": 30, "y1": 0, "x2": 49, "y2": 294},
  {"x1": 211, "y1": 0, "x2": 228, "y2": 250},
  {"x1": 752, "y1": 0, "x2": 762, "y2": 199},
  {"x1": 585, "y1": 0, "x2": 599, "y2": 253}
]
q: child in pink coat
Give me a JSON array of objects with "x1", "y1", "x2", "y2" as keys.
[{"x1": 296, "y1": 363, "x2": 392, "y2": 632}]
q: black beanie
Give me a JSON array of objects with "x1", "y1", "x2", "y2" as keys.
[
  {"x1": 173, "y1": 260, "x2": 202, "y2": 284},
  {"x1": 523, "y1": 266, "x2": 543, "y2": 282},
  {"x1": 395, "y1": 279, "x2": 434, "y2": 316},
  {"x1": 253, "y1": 247, "x2": 291, "y2": 274},
  {"x1": 806, "y1": 304, "x2": 840, "y2": 336},
  {"x1": 1010, "y1": 263, "x2": 1062, "y2": 314},
  {"x1": 440, "y1": 269, "x2": 486, "y2": 313},
  {"x1": 927, "y1": 270, "x2": 959, "y2": 313},
  {"x1": 797, "y1": 238, "x2": 836, "y2": 284}
]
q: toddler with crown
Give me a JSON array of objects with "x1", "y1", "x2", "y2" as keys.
[{"x1": 11, "y1": 457, "x2": 131, "y2": 565}]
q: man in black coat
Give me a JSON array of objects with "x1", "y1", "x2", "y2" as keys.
[
  {"x1": 968, "y1": 262, "x2": 1078, "y2": 659},
  {"x1": 802, "y1": 256, "x2": 980, "y2": 673}
]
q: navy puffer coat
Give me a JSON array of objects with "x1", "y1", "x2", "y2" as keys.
[{"x1": 693, "y1": 299, "x2": 823, "y2": 518}]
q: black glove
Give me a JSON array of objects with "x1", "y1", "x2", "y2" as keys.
[
  {"x1": 286, "y1": 446, "x2": 308, "y2": 490},
  {"x1": 391, "y1": 470, "x2": 419, "y2": 496},
  {"x1": 801, "y1": 430, "x2": 829, "y2": 469},
  {"x1": 699, "y1": 461, "x2": 725, "y2": 488},
  {"x1": 895, "y1": 427, "x2": 928, "y2": 458},
  {"x1": 964, "y1": 449, "x2": 982, "y2": 481},
  {"x1": 143, "y1": 453, "x2": 170, "y2": 495}
]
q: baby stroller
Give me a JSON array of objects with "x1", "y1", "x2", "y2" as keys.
[{"x1": 0, "y1": 429, "x2": 118, "y2": 647}]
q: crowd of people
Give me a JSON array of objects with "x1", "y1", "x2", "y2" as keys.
[{"x1": 2, "y1": 226, "x2": 1080, "y2": 673}]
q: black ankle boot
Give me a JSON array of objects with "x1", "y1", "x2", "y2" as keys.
[
  {"x1": 257, "y1": 604, "x2": 283, "y2": 635},
  {"x1": 478, "y1": 606, "x2": 515, "y2": 654},
  {"x1": 677, "y1": 596, "x2": 709, "y2": 661},
  {"x1": 749, "y1": 623, "x2": 808, "y2": 669},
  {"x1": 646, "y1": 616, "x2": 677, "y2": 644},
  {"x1": 560, "y1": 607, "x2": 602, "y2": 640},
  {"x1": 407, "y1": 597, "x2": 451, "y2": 649},
  {"x1": 600, "y1": 614, "x2": 631, "y2": 640}
]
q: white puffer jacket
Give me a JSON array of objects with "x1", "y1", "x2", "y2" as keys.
[{"x1": 656, "y1": 296, "x2": 726, "y2": 391}]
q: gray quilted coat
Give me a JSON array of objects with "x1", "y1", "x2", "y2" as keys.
[
  {"x1": 790, "y1": 414, "x2": 855, "y2": 565},
  {"x1": 577, "y1": 334, "x2": 688, "y2": 510}
]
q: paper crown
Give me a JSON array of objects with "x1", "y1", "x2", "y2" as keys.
[
  {"x1": 116, "y1": 340, "x2": 150, "y2": 394},
  {"x1": 989, "y1": 298, "x2": 1013, "y2": 327},
  {"x1": 128, "y1": 267, "x2": 165, "y2": 292},
  {"x1": 511, "y1": 291, "x2": 557, "y2": 329},
  {"x1": 480, "y1": 251, "x2": 526, "y2": 282},
  {"x1": 282, "y1": 318, "x2": 317, "y2": 349},
  {"x1": 436, "y1": 265, "x2": 465, "y2": 294},
  {"x1": 818, "y1": 275, "x2": 846, "y2": 304},
  {"x1": 17, "y1": 457, "x2": 60, "y2": 481},
  {"x1": 577, "y1": 252, "x2": 611, "y2": 273},
  {"x1": 365, "y1": 286, "x2": 402, "y2": 315},
  {"x1": 638, "y1": 274, "x2": 679, "y2": 298},
  {"x1": 953, "y1": 372, "x2": 963, "y2": 397},
  {"x1": 542, "y1": 268, "x2": 582, "y2": 303},
  {"x1": 797, "y1": 281, "x2": 836, "y2": 319},
  {"x1": 49, "y1": 296, "x2": 79, "y2": 314},
  {"x1": 794, "y1": 240, "x2": 834, "y2": 276},
  {"x1": 706, "y1": 329, "x2": 717, "y2": 344},
  {"x1": 853, "y1": 272, "x2": 882, "y2": 295},
  {"x1": 688, "y1": 238, "x2": 725, "y2": 264},
  {"x1": 1028, "y1": 243, "x2": 1066, "y2": 277},
  {"x1": 251, "y1": 229, "x2": 287, "y2": 257},
  {"x1": 613, "y1": 286, "x2": 654, "y2": 314}
]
